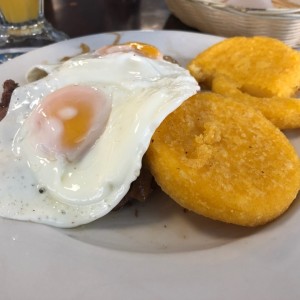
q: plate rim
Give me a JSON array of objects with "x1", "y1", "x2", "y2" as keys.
[{"x1": 1, "y1": 29, "x2": 300, "y2": 300}]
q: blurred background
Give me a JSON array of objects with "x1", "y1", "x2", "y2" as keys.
[{"x1": 45, "y1": 0, "x2": 194, "y2": 38}]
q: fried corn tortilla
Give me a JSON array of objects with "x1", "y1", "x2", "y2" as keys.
[
  {"x1": 212, "y1": 75, "x2": 300, "y2": 129},
  {"x1": 188, "y1": 36, "x2": 300, "y2": 98},
  {"x1": 146, "y1": 92, "x2": 300, "y2": 226}
]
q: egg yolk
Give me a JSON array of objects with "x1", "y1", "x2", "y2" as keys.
[
  {"x1": 126, "y1": 42, "x2": 161, "y2": 59},
  {"x1": 30, "y1": 85, "x2": 111, "y2": 161},
  {"x1": 95, "y1": 42, "x2": 163, "y2": 60}
]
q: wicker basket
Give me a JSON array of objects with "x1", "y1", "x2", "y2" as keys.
[{"x1": 165, "y1": 0, "x2": 300, "y2": 47}]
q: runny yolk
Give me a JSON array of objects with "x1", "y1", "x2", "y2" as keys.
[{"x1": 31, "y1": 85, "x2": 111, "y2": 160}]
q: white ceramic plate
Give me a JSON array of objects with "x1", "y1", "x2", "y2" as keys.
[{"x1": 1, "y1": 30, "x2": 300, "y2": 300}]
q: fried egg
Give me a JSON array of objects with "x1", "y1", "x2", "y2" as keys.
[{"x1": 0, "y1": 42, "x2": 199, "y2": 227}]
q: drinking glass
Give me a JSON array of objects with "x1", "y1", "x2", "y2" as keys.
[{"x1": 0, "y1": 0, "x2": 68, "y2": 61}]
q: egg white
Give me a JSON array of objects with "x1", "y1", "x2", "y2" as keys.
[{"x1": 0, "y1": 51, "x2": 199, "y2": 227}]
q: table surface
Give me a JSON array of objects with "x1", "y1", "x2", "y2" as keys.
[{"x1": 44, "y1": 0, "x2": 196, "y2": 38}]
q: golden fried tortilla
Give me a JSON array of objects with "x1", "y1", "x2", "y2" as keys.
[
  {"x1": 212, "y1": 74, "x2": 300, "y2": 129},
  {"x1": 188, "y1": 36, "x2": 300, "y2": 98},
  {"x1": 146, "y1": 92, "x2": 300, "y2": 226}
]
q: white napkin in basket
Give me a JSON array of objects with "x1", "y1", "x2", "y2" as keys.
[{"x1": 226, "y1": 0, "x2": 273, "y2": 9}]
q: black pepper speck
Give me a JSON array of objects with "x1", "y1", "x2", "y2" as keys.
[{"x1": 38, "y1": 187, "x2": 46, "y2": 194}]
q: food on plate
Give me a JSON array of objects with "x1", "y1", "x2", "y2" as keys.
[
  {"x1": 0, "y1": 42, "x2": 199, "y2": 228},
  {"x1": 0, "y1": 79, "x2": 18, "y2": 108},
  {"x1": 113, "y1": 164, "x2": 154, "y2": 211},
  {"x1": 0, "y1": 79, "x2": 153, "y2": 207},
  {"x1": 0, "y1": 79, "x2": 18, "y2": 121},
  {"x1": 212, "y1": 75, "x2": 300, "y2": 129},
  {"x1": 188, "y1": 36, "x2": 300, "y2": 98},
  {"x1": 187, "y1": 36, "x2": 300, "y2": 129},
  {"x1": 94, "y1": 41, "x2": 164, "y2": 59},
  {"x1": 146, "y1": 92, "x2": 300, "y2": 226}
]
